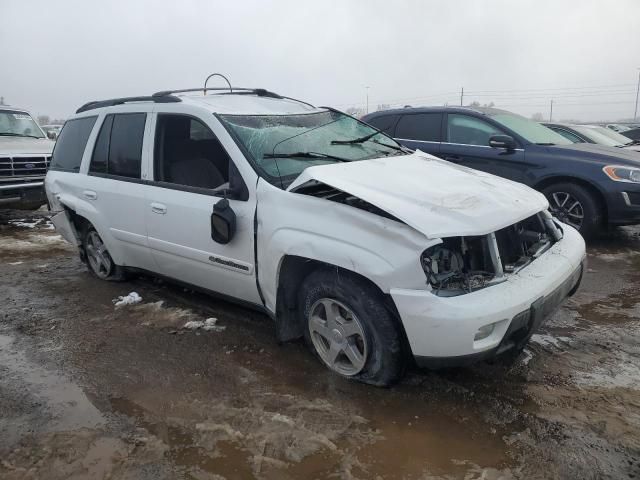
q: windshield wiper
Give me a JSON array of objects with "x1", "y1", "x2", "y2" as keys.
[
  {"x1": 0, "y1": 132, "x2": 42, "y2": 139},
  {"x1": 263, "y1": 151, "x2": 350, "y2": 162},
  {"x1": 536, "y1": 142, "x2": 556, "y2": 146},
  {"x1": 372, "y1": 139, "x2": 412, "y2": 153},
  {"x1": 330, "y1": 130, "x2": 380, "y2": 145}
]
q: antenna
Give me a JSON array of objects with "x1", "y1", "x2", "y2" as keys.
[{"x1": 204, "y1": 73, "x2": 232, "y2": 95}]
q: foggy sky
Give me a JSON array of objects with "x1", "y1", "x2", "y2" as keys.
[{"x1": 1, "y1": 0, "x2": 639, "y2": 122}]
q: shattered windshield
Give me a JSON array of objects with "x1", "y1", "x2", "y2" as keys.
[
  {"x1": 0, "y1": 110, "x2": 45, "y2": 139},
  {"x1": 220, "y1": 110, "x2": 404, "y2": 187}
]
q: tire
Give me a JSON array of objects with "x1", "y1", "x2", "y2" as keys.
[
  {"x1": 298, "y1": 268, "x2": 406, "y2": 386},
  {"x1": 541, "y1": 182, "x2": 602, "y2": 239},
  {"x1": 81, "y1": 225, "x2": 126, "y2": 281}
]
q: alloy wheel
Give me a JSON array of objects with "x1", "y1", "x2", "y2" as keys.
[
  {"x1": 85, "y1": 231, "x2": 113, "y2": 279},
  {"x1": 549, "y1": 191, "x2": 584, "y2": 230},
  {"x1": 308, "y1": 298, "x2": 368, "y2": 376}
]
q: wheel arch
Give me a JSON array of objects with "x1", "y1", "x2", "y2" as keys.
[{"x1": 273, "y1": 255, "x2": 410, "y2": 354}]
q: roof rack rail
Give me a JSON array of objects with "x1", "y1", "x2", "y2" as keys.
[
  {"x1": 76, "y1": 94, "x2": 181, "y2": 114},
  {"x1": 152, "y1": 87, "x2": 281, "y2": 98}
]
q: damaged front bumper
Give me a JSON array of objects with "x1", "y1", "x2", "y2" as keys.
[{"x1": 390, "y1": 224, "x2": 586, "y2": 366}]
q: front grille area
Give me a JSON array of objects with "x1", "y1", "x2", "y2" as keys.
[{"x1": 0, "y1": 155, "x2": 51, "y2": 178}]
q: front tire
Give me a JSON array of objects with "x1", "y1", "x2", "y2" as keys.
[
  {"x1": 82, "y1": 225, "x2": 126, "y2": 281},
  {"x1": 542, "y1": 182, "x2": 602, "y2": 239},
  {"x1": 298, "y1": 269, "x2": 406, "y2": 386}
]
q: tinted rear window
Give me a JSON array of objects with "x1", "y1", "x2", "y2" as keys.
[
  {"x1": 109, "y1": 113, "x2": 146, "y2": 178},
  {"x1": 365, "y1": 114, "x2": 400, "y2": 136},
  {"x1": 88, "y1": 113, "x2": 146, "y2": 179},
  {"x1": 50, "y1": 116, "x2": 97, "y2": 171},
  {"x1": 396, "y1": 113, "x2": 442, "y2": 142}
]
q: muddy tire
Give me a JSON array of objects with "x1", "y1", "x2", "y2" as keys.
[
  {"x1": 542, "y1": 182, "x2": 602, "y2": 239},
  {"x1": 81, "y1": 225, "x2": 126, "y2": 281},
  {"x1": 298, "y1": 268, "x2": 406, "y2": 386}
]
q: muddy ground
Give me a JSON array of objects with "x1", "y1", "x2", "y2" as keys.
[{"x1": 0, "y1": 209, "x2": 639, "y2": 480}]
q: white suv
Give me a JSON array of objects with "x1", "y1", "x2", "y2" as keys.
[{"x1": 45, "y1": 87, "x2": 586, "y2": 385}]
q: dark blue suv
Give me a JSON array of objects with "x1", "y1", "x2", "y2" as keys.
[{"x1": 362, "y1": 106, "x2": 640, "y2": 238}]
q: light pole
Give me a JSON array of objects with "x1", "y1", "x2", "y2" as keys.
[{"x1": 634, "y1": 68, "x2": 640, "y2": 121}]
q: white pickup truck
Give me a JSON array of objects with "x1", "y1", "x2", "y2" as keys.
[
  {"x1": 45, "y1": 87, "x2": 586, "y2": 385},
  {"x1": 0, "y1": 107, "x2": 55, "y2": 208}
]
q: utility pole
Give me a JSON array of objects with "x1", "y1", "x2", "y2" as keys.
[
  {"x1": 460, "y1": 87, "x2": 464, "y2": 106},
  {"x1": 634, "y1": 68, "x2": 640, "y2": 121},
  {"x1": 365, "y1": 86, "x2": 370, "y2": 114},
  {"x1": 549, "y1": 99, "x2": 554, "y2": 122}
]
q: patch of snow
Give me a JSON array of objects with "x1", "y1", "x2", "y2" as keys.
[
  {"x1": 8, "y1": 219, "x2": 39, "y2": 228},
  {"x1": 530, "y1": 334, "x2": 571, "y2": 349},
  {"x1": 182, "y1": 317, "x2": 226, "y2": 332},
  {"x1": 520, "y1": 348, "x2": 533, "y2": 366},
  {"x1": 575, "y1": 362, "x2": 640, "y2": 390},
  {"x1": 113, "y1": 292, "x2": 142, "y2": 307},
  {"x1": 8, "y1": 261, "x2": 23, "y2": 266}
]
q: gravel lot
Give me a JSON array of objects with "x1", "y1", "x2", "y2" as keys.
[{"x1": 1, "y1": 209, "x2": 639, "y2": 480}]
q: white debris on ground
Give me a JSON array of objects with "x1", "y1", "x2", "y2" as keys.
[
  {"x1": 183, "y1": 317, "x2": 226, "y2": 332},
  {"x1": 8, "y1": 261, "x2": 24, "y2": 266},
  {"x1": 113, "y1": 292, "x2": 142, "y2": 307}
]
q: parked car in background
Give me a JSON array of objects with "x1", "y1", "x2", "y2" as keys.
[
  {"x1": 620, "y1": 127, "x2": 640, "y2": 142},
  {"x1": 45, "y1": 88, "x2": 585, "y2": 385},
  {"x1": 606, "y1": 123, "x2": 631, "y2": 133},
  {"x1": 544, "y1": 123, "x2": 640, "y2": 152},
  {"x1": 41, "y1": 124, "x2": 64, "y2": 140},
  {"x1": 362, "y1": 106, "x2": 640, "y2": 238},
  {"x1": 0, "y1": 107, "x2": 54, "y2": 208}
]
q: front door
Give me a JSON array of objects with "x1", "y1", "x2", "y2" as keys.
[
  {"x1": 144, "y1": 113, "x2": 261, "y2": 304},
  {"x1": 440, "y1": 113, "x2": 526, "y2": 183}
]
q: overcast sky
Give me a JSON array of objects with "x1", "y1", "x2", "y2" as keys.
[{"x1": 1, "y1": 0, "x2": 639, "y2": 122}]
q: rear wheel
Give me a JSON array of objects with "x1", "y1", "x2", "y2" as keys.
[
  {"x1": 299, "y1": 269, "x2": 406, "y2": 386},
  {"x1": 82, "y1": 225, "x2": 126, "y2": 281},
  {"x1": 542, "y1": 182, "x2": 602, "y2": 239}
]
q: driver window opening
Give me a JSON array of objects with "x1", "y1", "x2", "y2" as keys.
[{"x1": 154, "y1": 115, "x2": 232, "y2": 191}]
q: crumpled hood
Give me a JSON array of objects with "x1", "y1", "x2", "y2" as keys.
[
  {"x1": 288, "y1": 151, "x2": 548, "y2": 238},
  {"x1": 0, "y1": 137, "x2": 55, "y2": 155}
]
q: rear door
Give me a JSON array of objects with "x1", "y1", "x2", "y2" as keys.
[
  {"x1": 440, "y1": 113, "x2": 526, "y2": 182},
  {"x1": 394, "y1": 112, "x2": 443, "y2": 155},
  {"x1": 81, "y1": 108, "x2": 157, "y2": 271},
  {"x1": 144, "y1": 112, "x2": 261, "y2": 304}
]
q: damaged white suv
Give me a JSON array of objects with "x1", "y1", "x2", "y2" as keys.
[{"x1": 46, "y1": 87, "x2": 586, "y2": 385}]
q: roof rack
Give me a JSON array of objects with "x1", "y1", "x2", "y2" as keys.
[
  {"x1": 76, "y1": 94, "x2": 181, "y2": 113},
  {"x1": 152, "y1": 87, "x2": 281, "y2": 98}
]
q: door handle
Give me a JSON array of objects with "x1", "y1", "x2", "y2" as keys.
[
  {"x1": 443, "y1": 155, "x2": 462, "y2": 162},
  {"x1": 82, "y1": 190, "x2": 97, "y2": 200},
  {"x1": 151, "y1": 202, "x2": 167, "y2": 215}
]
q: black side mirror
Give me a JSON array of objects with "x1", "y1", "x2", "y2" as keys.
[
  {"x1": 211, "y1": 198, "x2": 236, "y2": 244},
  {"x1": 489, "y1": 134, "x2": 517, "y2": 150}
]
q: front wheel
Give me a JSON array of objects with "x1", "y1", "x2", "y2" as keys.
[
  {"x1": 299, "y1": 269, "x2": 406, "y2": 386},
  {"x1": 542, "y1": 182, "x2": 602, "y2": 239}
]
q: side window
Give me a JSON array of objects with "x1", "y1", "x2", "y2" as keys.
[
  {"x1": 89, "y1": 113, "x2": 146, "y2": 179},
  {"x1": 447, "y1": 114, "x2": 504, "y2": 146},
  {"x1": 153, "y1": 114, "x2": 248, "y2": 200},
  {"x1": 50, "y1": 116, "x2": 97, "y2": 171},
  {"x1": 552, "y1": 128, "x2": 583, "y2": 143},
  {"x1": 395, "y1": 113, "x2": 442, "y2": 142},
  {"x1": 365, "y1": 114, "x2": 400, "y2": 136},
  {"x1": 89, "y1": 115, "x2": 113, "y2": 174}
]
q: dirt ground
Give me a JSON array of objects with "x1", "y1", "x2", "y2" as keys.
[{"x1": 0, "y1": 209, "x2": 639, "y2": 480}]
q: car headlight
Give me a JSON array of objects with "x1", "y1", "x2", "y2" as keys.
[{"x1": 603, "y1": 165, "x2": 640, "y2": 184}]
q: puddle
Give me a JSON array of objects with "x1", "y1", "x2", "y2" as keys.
[{"x1": 0, "y1": 334, "x2": 104, "y2": 435}]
